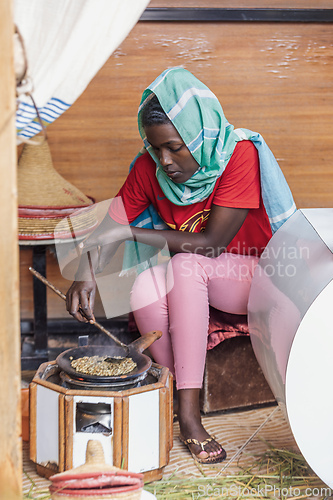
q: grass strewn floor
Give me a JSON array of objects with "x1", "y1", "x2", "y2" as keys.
[
  {"x1": 22, "y1": 405, "x2": 331, "y2": 499},
  {"x1": 144, "y1": 447, "x2": 329, "y2": 500},
  {"x1": 23, "y1": 447, "x2": 330, "y2": 500}
]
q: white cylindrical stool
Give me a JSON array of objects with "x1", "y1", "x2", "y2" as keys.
[{"x1": 248, "y1": 208, "x2": 333, "y2": 488}]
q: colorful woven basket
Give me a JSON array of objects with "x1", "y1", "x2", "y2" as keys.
[
  {"x1": 49, "y1": 440, "x2": 144, "y2": 500},
  {"x1": 18, "y1": 140, "x2": 95, "y2": 240}
]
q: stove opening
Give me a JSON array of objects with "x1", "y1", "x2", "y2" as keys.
[{"x1": 76, "y1": 402, "x2": 112, "y2": 435}]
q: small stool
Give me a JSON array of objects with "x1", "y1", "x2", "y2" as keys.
[
  {"x1": 199, "y1": 307, "x2": 276, "y2": 414},
  {"x1": 200, "y1": 335, "x2": 275, "y2": 414}
]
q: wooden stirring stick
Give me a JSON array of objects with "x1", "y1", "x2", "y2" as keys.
[{"x1": 29, "y1": 267, "x2": 129, "y2": 351}]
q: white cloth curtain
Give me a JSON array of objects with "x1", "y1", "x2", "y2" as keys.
[{"x1": 14, "y1": 0, "x2": 150, "y2": 142}]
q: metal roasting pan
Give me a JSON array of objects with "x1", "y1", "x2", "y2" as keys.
[{"x1": 56, "y1": 330, "x2": 162, "y2": 383}]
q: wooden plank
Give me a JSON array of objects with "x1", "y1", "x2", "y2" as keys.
[
  {"x1": 159, "y1": 388, "x2": 168, "y2": 467},
  {"x1": 58, "y1": 395, "x2": 65, "y2": 472},
  {"x1": 29, "y1": 383, "x2": 37, "y2": 463},
  {"x1": 113, "y1": 397, "x2": 123, "y2": 468},
  {"x1": 142, "y1": 467, "x2": 164, "y2": 483},
  {"x1": 0, "y1": 0, "x2": 22, "y2": 498},
  {"x1": 122, "y1": 397, "x2": 129, "y2": 470},
  {"x1": 36, "y1": 464, "x2": 56, "y2": 479},
  {"x1": 65, "y1": 396, "x2": 74, "y2": 470}
]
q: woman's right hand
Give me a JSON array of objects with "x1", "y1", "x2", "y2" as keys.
[{"x1": 66, "y1": 280, "x2": 96, "y2": 323}]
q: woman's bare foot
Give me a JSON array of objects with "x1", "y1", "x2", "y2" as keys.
[{"x1": 177, "y1": 388, "x2": 226, "y2": 463}]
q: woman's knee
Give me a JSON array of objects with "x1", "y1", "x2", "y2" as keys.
[{"x1": 167, "y1": 252, "x2": 205, "y2": 282}]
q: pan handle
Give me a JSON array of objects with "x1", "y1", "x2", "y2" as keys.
[{"x1": 130, "y1": 330, "x2": 162, "y2": 353}]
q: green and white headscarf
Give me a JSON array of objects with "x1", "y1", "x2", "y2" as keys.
[
  {"x1": 121, "y1": 67, "x2": 296, "y2": 274},
  {"x1": 138, "y1": 67, "x2": 238, "y2": 205}
]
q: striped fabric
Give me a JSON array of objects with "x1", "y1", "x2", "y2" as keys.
[{"x1": 16, "y1": 97, "x2": 70, "y2": 140}]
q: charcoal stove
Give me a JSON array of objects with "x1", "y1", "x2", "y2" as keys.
[{"x1": 29, "y1": 358, "x2": 173, "y2": 483}]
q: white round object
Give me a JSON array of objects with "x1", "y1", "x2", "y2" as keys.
[
  {"x1": 142, "y1": 491, "x2": 157, "y2": 500},
  {"x1": 286, "y1": 279, "x2": 333, "y2": 488}
]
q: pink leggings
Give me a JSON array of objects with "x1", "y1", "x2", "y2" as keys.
[{"x1": 130, "y1": 252, "x2": 259, "y2": 390}]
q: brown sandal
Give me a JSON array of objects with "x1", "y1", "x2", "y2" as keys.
[{"x1": 179, "y1": 434, "x2": 227, "y2": 464}]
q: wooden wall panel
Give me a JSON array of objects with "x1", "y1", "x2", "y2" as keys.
[
  {"x1": 47, "y1": 22, "x2": 333, "y2": 206},
  {"x1": 20, "y1": 20, "x2": 333, "y2": 319}
]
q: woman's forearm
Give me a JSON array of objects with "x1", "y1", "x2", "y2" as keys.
[
  {"x1": 131, "y1": 206, "x2": 248, "y2": 257},
  {"x1": 131, "y1": 226, "x2": 223, "y2": 257},
  {"x1": 79, "y1": 206, "x2": 248, "y2": 262},
  {"x1": 74, "y1": 248, "x2": 98, "y2": 281}
]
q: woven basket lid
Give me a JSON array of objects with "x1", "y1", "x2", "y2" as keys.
[
  {"x1": 18, "y1": 207, "x2": 98, "y2": 240},
  {"x1": 49, "y1": 440, "x2": 143, "y2": 499},
  {"x1": 18, "y1": 140, "x2": 93, "y2": 208}
]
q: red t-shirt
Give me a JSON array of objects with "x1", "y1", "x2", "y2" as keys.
[{"x1": 109, "y1": 141, "x2": 272, "y2": 256}]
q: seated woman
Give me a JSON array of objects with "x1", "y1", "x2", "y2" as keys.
[{"x1": 66, "y1": 67, "x2": 295, "y2": 465}]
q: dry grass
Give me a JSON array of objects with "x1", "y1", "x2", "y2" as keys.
[
  {"x1": 23, "y1": 446, "x2": 330, "y2": 500},
  {"x1": 144, "y1": 446, "x2": 329, "y2": 499}
]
